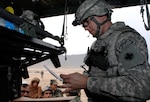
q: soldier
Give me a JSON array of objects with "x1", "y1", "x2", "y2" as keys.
[
  {"x1": 49, "y1": 79, "x2": 63, "y2": 97},
  {"x1": 67, "y1": 90, "x2": 82, "y2": 102},
  {"x1": 59, "y1": 0, "x2": 150, "y2": 102}
]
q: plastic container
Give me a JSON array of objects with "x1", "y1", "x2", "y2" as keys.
[
  {"x1": 5, "y1": 20, "x2": 15, "y2": 30},
  {"x1": 0, "y1": 17, "x2": 24, "y2": 34}
]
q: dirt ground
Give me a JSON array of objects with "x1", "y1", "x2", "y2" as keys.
[
  {"x1": 25, "y1": 67, "x2": 150, "y2": 102},
  {"x1": 25, "y1": 67, "x2": 88, "y2": 102}
]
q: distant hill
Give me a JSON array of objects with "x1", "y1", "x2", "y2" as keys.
[
  {"x1": 28, "y1": 52, "x2": 150, "y2": 70},
  {"x1": 28, "y1": 54, "x2": 86, "y2": 69}
]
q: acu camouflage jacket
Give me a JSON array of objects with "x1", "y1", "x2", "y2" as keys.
[{"x1": 84, "y1": 22, "x2": 150, "y2": 102}]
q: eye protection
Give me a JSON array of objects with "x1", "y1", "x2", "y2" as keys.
[{"x1": 81, "y1": 17, "x2": 92, "y2": 28}]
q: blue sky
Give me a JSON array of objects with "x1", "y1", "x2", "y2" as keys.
[{"x1": 41, "y1": 5, "x2": 150, "y2": 58}]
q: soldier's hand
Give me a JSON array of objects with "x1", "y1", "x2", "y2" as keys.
[{"x1": 59, "y1": 72, "x2": 88, "y2": 93}]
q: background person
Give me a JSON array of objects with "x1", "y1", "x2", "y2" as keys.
[
  {"x1": 67, "y1": 90, "x2": 82, "y2": 102},
  {"x1": 49, "y1": 79, "x2": 63, "y2": 97},
  {"x1": 41, "y1": 70, "x2": 44, "y2": 79},
  {"x1": 21, "y1": 80, "x2": 30, "y2": 97},
  {"x1": 29, "y1": 77, "x2": 42, "y2": 98},
  {"x1": 41, "y1": 86, "x2": 53, "y2": 98},
  {"x1": 59, "y1": 0, "x2": 150, "y2": 102}
]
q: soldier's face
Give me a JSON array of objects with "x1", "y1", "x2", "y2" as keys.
[
  {"x1": 81, "y1": 16, "x2": 107, "y2": 36},
  {"x1": 81, "y1": 16, "x2": 98, "y2": 36},
  {"x1": 51, "y1": 84, "x2": 58, "y2": 90}
]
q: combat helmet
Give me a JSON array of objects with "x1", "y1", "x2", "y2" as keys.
[{"x1": 72, "y1": 0, "x2": 112, "y2": 26}]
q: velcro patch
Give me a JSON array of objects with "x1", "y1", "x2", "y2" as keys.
[{"x1": 118, "y1": 43, "x2": 144, "y2": 69}]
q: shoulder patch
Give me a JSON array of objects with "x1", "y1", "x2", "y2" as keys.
[{"x1": 118, "y1": 43, "x2": 144, "y2": 69}]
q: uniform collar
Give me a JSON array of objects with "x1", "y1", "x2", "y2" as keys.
[{"x1": 97, "y1": 22, "x2": 126, "y2": 39}]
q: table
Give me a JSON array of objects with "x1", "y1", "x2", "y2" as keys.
[{"x1": 13, "y1": 96, "x2": 76, "y2": 102}]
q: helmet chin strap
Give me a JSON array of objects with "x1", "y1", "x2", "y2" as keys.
[{"x1": 90, "y1": 16, "x2": 110, "y2": 38}]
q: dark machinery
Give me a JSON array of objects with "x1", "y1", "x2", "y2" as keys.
[{"x1": 0, "y1": 6, "x2": 66, "y2": 101}]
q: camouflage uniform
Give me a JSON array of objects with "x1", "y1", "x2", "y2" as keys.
[
  {"x1": 84, "y1": 22, "x2": 150, "y2": 102},
  {"x1": 48, "y1": 87, "x2": 63, "y2": 97},
  {"x1": 68, "y1": 90, "x2": 82, "y2": 102},
  {"x1": 49, "y1": 79, "x2": 63, "y2": 97},
  {"x1": 70, "y1": 96, "x2": 82, "y2": 102},
  {"x1": 72, "y1": 0, "x2": 150, "y2": 101}
]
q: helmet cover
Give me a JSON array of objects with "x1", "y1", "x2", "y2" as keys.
[{"x1": 72, "y1": 0, "x2": 112, "y2": 26}]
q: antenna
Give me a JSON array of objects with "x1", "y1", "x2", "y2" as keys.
[{"x1": 43, "y1": 65, "x2": 63, "y2": 81}]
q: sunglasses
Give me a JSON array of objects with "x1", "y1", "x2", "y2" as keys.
[{"x1": 81, "y1": 17, "x2": 91, "y2": 27}]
